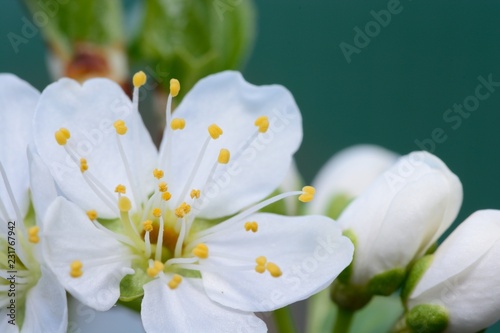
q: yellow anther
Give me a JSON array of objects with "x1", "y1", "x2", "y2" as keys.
[
  {"x1": 153, "y1": 169, "x2": 164, "y2": 179},
  {"x1": 55, "y1": 128, "x2": 71, "y2": 145},
  {"x1": 70, "y1": 260, "x2": 83, "y2": 278},
  {"x1": 162, "y1": 192, "x2": 172, "y2": 201},
  {"x1": 146, "y1": 260, "x2": 164, "y2": 278},
  {"x1": 299, "y1": 186, "x2": 316, "y2": 203},
  {"x1": 218, "y1": 148, "x2": 230, "y2": 164},
  {"x1": 255, "y1": 116, "x2": 270, "y2": 133},
  {"x1": 170, "y1": 79, "x2": 180, "y2": 97},
  {"x1": 133, "y1": 71, "x2": 147, "y2": 88},
  {"x1": 79, "y1": 158, "x2": 88, "y2": 173},
  {"x1": 114, "y1": 120, "x2": 128, "y2": 135},
  {"x1": 86, "y1": 210, "x2": 98, "y2": 221},
  {"x1": 244, "y1": 221, "x2": 258, "y2": 233},
  {"x1": 118, "y1": 196, "x2": 132, "y2": 212},
  {"x1": 190, "y1": 189, "x2": 201, "y2": 199},
  {"x1": 143, "y1": 220, "x2": 153, "y2": 232},
  {"x1": 255, "y1": 265, "x2": 266, "y2": 274},
  {"x1": 115, "y1": 184, "x2": 126, "y2": 194},
  {"x1": 208, "y1": 124, "x2": 223, "y2": 139},
  {"x1": 170, "y1": 118, "x2": 186, "y2": 130},
  {"x1": 152, "y1": 208, "x2": 162, "y2": 218},
  {"x1": 255, "y1": 256, "x2": 267, "y2": 266},
  {"x1": 192, "y1": 243, "x2": 209, "y2": 259},
  {"x1": 28, "y1": 226, "x2": 40, "y2": 244},
  {"x1": 158, "y1": 182, "x2": 168, "y2": 192},
  {"x1": 168, "y1": 274, "x2": 183, "y2": 289},
  {"x1": 174, "y1": 202, "x2": 191, "y2": 218},
  {"x1": 266, "y1": 262, "x2": 282, "y2": 278}
]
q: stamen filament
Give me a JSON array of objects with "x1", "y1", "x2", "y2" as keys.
[
  {"x1": 174, "y1": 218, "x2": 187, "y2": 258},
  {"x1": 115, "y1": 134, "x2": 142, "y2": 210},
  {"x1": 120, "y1": 211, "x2": 145, "y2": 251},
  {"x1": 92, "y1": 221, "x2": 137, "y2": 248},
  {"x1": 175, "y1": 136, "x2": 211, "y2": 206},
  {"x1": 144, "y1": 232, "x2": 152, "y2": 258},
  {"x1": 165, "y1": 257, "x2": 199, "y2": 266},
  {"x1": 195, "y1": 190, "x2": 303, "y2": 239},
  {"x1": 155, "y1": 215, "x2": 165, "y2": 262}
]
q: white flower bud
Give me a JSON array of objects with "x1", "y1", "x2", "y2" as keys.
[
  {"x1": 407, "y1": 210, "x2": 500, "y2": 333},
  {"x1": 338, "y1": 151, "x2": 462, "y2": 290}
]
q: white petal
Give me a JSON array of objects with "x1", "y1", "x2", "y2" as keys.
[
  {"x1": 338, "y1": 151, "x2": 462, "y2": 285},
  {"x1": 33, "y1": 78, "x2": 157, "y2": 218},
  {"x1": 22, "y1": 266, "x2": 67, "y2": 333},
  {"x1": 409, "y1": 210, "x2": 500, "y2": 332},
  {"x1": 160, "y1": 71, "x2": 302, "y2": 219},
  {"x1": 0, "y1": 73, "x2": 39, "y2": 219},
  {"x1": 67, "y1": 296, "x2": 144, "y2": 333},
  {"x1": 310, "y1": 144, "x2": 398, "y2": 214},
  {"x1": 197, "y1": 213, "x2": 354, "y2": 312},
  {"x1": 142, "y1": 277, "x2": 266, "y2": 333},
  {"x1": 27, "y1": 147, "x2": 58, "y2": 228},
  {"x1": 42, "y1": 197, "x2": 134, "y2": 311}
]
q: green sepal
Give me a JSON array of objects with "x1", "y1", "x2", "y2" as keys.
[
  {"x1": 330, "y1": 280, "x2": 372, "y2": 311},
  {"x1": 119, "y1": 266, "x2": 149, "y2": 302},
  {"x1": 326, "y1": 193, "x2": 353, "y2": 220},
  {"x1": 337, "y1": 229, "x2": 356, "y2": 284},
  {"x1": 368, "y1": 267, "x2": 406, "y2": 296},
  {"x1": 406, "y1": 304, "x2": 448, "y2": 333},
  {"x1": 401, "y1": 255, "x2": 434, "y2": 303}
]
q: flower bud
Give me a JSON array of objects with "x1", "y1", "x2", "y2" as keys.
[
  {"x1": 336, "y1": 151, "x2": 462, "y2": 297},
  {"x1": 406, "y1": 210, "x2": 500, "y2": 333}
]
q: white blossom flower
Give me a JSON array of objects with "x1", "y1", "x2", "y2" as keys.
[
  {"x1": 310, "y1": 144, "x2": 398, "y2": 217},
  {"x1": 33, "y1": 71, "x2": 354, "y2": 332},
  {"x1": 0, "y1": 74, "x2": 67, "y2": 333},
  {"x1": 334, "y1": 151, "x2": 462, "y2": 299},
  {"x1": 405, "y1": 210, "x2": 500, "y2": 333}
]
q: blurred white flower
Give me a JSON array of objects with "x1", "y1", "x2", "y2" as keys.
[
  {"x1": 33, "y1": 71, "x2": 354, "y2": 332},
  {"x1": 405, "y1": 210, "x2": 500, "y2": 333},
  {"x1": 0, "y1": 74, "x2": 67, "y2": 333},
  {"x1": 310, "y1": 144, "x2": 398, "y2": 217}
]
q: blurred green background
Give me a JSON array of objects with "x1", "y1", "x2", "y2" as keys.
[{"x1": 1, "y1": 0, "x2": 500, "y2": 332}]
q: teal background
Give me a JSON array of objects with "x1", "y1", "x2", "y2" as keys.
[{"x1": 1, "y1": 0, "x2": 500, "y2": 332}]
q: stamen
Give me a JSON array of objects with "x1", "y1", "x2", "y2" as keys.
[
  {"x1": 168, "y1": 274, "x2": 183, "y2": 289},
  {"x1": 298, "y1": 186, "x2": 316, "y2": 202},
  {"x1": 208, "y1": 124, "x2": 223, "y2": 140},
  {"x1": 80, "y1": 158, "x2": 88, "y2": 173},
  {"x1": 86, "y1": 210, "x2": 98, "y2": 220},
  {"x1": 113, "y1": 120, "x2": 128, "y2": 135},
  {"x1": 174, "y1": 203, "x2": 191, "y2": 218},
  {"x1": 114, "y1": 124, "x2": 142, "y2": 208},
  {"x1": 244, "y1": 221, "x2": 258, "y2": 233},
  {"x1": 162, "y1": 192, "x2": 172, "y2": 201},
  {"x1": 190, "y1": 189, "x2": 201, "y2": 199},
  {"x1": 147, "y1": 260, "x2": 164, "y2": 278},
  {"x1": 153, "y1": 169, "x2": 164, "y2": 179},
  {"x1": 192, "y1": 243, "x2": 209, "y2": 259},
  {"x1": 158, "y1": 182, "x2": 168, "y2": 192},
  {"x1": 143, "y1": 220, "x2": 153, "y2": 232},
  {"x1": 155, "y1": 214, "x2": 165, "y2": 262},
  {"x1": 170, "y1": 118, "x2": 186, "y2": 130},
  {"x1": 27, "y1": 226, "x2": 40, "y2": 244},
  {"x1": 133, "y1": 71, "x2": 147, "y2": 88},
  {"x1": 70, "y1": 260, "x2": 83, "y2": 278},
  {"x1": 254, "y1": 116, "x2": 269, "y2": 133},
  {"x1": 267, "y1": 262, "x2": 282, "y2": 278},
  {"x1": 170, "y1": 79, "x2": 180, "y2": 97},
  {"x1": 218, "y1": 149, "x2": 230, "y2": 164},
  {"x1": 54, "y1": 128, "x2": 71, "y2": 145},
  {"x1": 132, "y1": 71, "x2": 147, "y2": 113},
  {"x1": 255, "y1": 256, "x2": 267, "y2": 274},
  {"x1": 115, "y1": 184, "x2": 126, "y2": 194}
]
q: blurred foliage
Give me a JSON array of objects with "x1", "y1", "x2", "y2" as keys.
[{"x1": 129, "y1": 0, "x2": 255, "y2": 98}]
